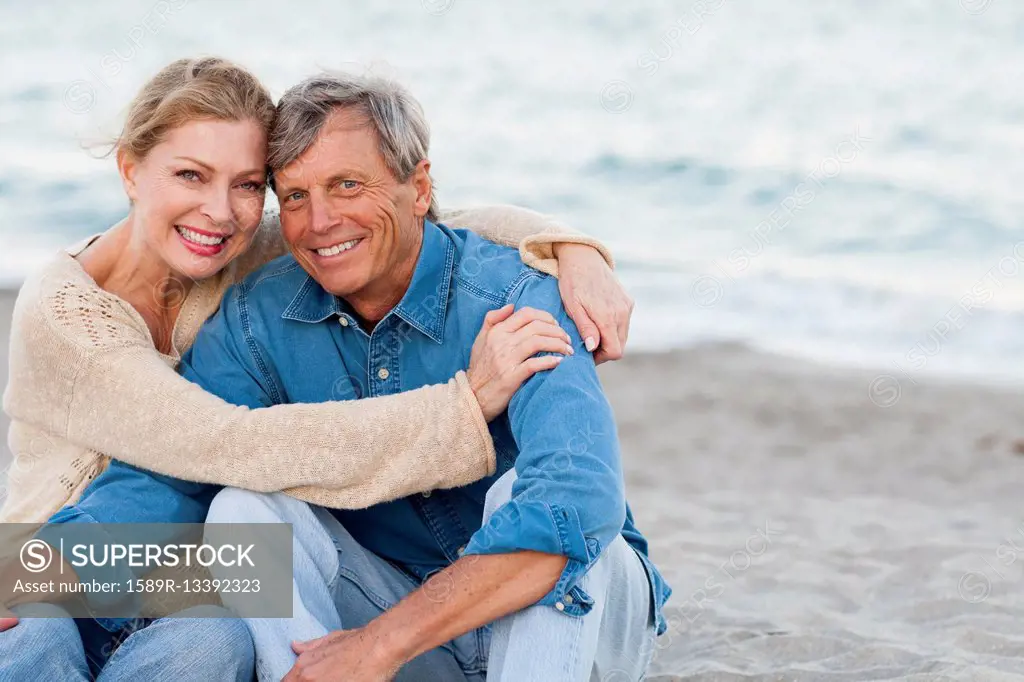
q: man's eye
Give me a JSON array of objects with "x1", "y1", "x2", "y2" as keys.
[
  {"x1": 176, "y1": 170, "x2": 201, "y2": 182},
  {"x1": 286, "y1": 192, "x2": 305, "y2": 203},
  {"x1": 341, "y1": 180, "x2": 359, "y2": 190}
]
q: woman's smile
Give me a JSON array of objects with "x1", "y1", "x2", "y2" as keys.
[{"x1": 174, "y1": 224, "x2": 232, "y2": 257}]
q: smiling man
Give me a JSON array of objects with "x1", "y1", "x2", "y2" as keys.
[{"x1": 192, "y1": 73, "x2": 672, "y2": 681}]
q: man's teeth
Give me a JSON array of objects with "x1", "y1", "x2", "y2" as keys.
[
  {"x1": 176, "y1": 226, "x2": 226, "y2": 246},
  {"x1": 316, "y1": 239, "x2": 361, "y2": 257}
]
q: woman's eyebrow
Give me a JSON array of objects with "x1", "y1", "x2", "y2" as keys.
[
  {"x1": 174, "y1": 155, "x2": 215, "y2": 172},
  {"x1": 175, "y1": 156, "x2": 265, "y2": 178}
]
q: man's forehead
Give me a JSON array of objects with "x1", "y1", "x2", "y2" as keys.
[
  {"x1": 298, "y1": 110, "x2": 375, "y2": 160},
  {"x1": 276, "y1": 108, "x2": 381, "y2": 185},
  {"x1": 321, "y1": 106, "x2": 373, "y2": 134}
]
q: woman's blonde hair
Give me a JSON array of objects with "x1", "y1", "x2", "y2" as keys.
[{"x1": 114, "y1": 57, "x2": 275, "y2": 159}]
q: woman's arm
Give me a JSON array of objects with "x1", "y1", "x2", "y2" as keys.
[
  {"x1": 6, "y1": 277, "x2": 568, "y2": 510},
  {"x1": 440, "y1": 205, "x2": 615, "y2": 276},
  {"x1": 229, "y1": 206, "x2": 616, "y2": 282},
  {"x1": 226, "y1": 206, "x2": 632, "y2": 360},
  {"x1": 59, "y1": 342, "x2": 496, "y2": 508},
  {"x1": 443, "y1": 205, "x2": 632, "y2": 362}
]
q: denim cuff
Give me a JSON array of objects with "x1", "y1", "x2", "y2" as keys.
[{"x1": 462, "y1": 500, "x2": 601, "y2": 617}]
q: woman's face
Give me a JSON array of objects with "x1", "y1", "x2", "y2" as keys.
[{"x1": 119, "y1": 118, "x2": 268, "y2": 281}]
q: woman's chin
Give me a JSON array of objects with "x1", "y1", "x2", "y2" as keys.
[{"x1": 169, "y1": 250, "x2": 232, "y2": 282}]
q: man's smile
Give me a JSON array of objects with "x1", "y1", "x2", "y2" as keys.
[{"x1": 311, "y1": 237, "x2": 366, "y2": 260}]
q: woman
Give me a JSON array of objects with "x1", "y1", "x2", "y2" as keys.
[{"x1": 0, "y1": 58, "x2": 632, "y2": 679}]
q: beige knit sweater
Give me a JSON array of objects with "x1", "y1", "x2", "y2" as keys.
[{"x1": 1, "y1": 206, "x2": 613, "y2": 524}]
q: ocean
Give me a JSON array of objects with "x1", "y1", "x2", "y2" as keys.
[{"x1": 1, "y1": 0, "x2": 1021, "y2": 386}]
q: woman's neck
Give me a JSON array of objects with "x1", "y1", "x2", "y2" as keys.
[{"x1": 78, "y1": 215, "x2": 194, "y2": 354}]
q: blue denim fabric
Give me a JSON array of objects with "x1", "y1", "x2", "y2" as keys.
[
  {"x1": 47, "y1": 221, "x2": 671, "y2": 635},
  {"x1": 0, "y1": 603, "x2": 254, "y2": 681}
]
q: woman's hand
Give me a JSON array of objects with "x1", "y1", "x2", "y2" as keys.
[
  {"x1": 553, "y1": 243, "x2": 634, "y2": 364},
  {"x1": 467, "y1": 305, "x2": 574, "y2": 421},
  {"x1": 0, "y1": 560, "x2": 23, "y2": 632},
  {"x1": 0, "y1": 540, "x2": 80, "y2": 632}
]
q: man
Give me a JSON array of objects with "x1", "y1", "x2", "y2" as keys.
[{"x1": 192, "y1": 72, "x2": 670, "y2": 681}]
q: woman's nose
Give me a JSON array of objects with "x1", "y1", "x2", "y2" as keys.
[{"x1": 201, "y1": 187, "x2": 234, "y2": 226}]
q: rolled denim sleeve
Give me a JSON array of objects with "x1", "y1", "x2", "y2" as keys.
[{"x1": 461, "y1": 272, "x2": 626, "y2": 616}]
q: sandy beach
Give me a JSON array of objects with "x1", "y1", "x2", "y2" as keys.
[{"x1": 2, "y1": 287, "x2": 1024, "y2": 680}]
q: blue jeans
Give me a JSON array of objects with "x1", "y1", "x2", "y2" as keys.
[
  {"x1": 0, "y1": 602, "x2": 255, "y2": 681},
  {"x1": 206, "y1": 470, "x2": 657, "y2": 681}
]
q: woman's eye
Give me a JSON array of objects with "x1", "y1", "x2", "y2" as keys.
[
  {"x1": 239, "y1": 181, "x2": 265, "y2": 192},
  {"x1": 176, "y1": 169, "x2": 201, "y2": 182}
]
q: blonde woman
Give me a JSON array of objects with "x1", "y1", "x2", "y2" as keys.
[{"x1": 0, "y1": 58, "x2": 632, "y2": 680}]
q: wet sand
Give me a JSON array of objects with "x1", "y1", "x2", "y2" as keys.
[{"x1": 3, "y1": 288, "x2": 1024, "y2": 680}]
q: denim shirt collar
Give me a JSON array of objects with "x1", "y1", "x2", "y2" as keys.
[{"x1": 281, "y1": 220, "x2": 454, "y2": 344}]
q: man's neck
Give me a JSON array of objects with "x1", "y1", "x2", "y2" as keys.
[{"x1": 344, "y1": 224, "x2": 424, "y2": 327}]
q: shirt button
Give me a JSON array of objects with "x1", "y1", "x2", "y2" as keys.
[
  {"x1": 421, "y1": 491, "x2": 432, "y2": 498},
  {"x1": 555, "y1": 601, "x2": 565, "y2": 612},
  {"x1": 457, "y1": 545, "x2": 466, "y2": 556},
  {"x1": 564, "y1": 594, "x2": 574, "y2": 605},
  {"x1": 339, "y1": 317, "x2": 349, "y2": 327},
  {"x1": 377, "y1": 367, "x2": 390, "y2": 380}
]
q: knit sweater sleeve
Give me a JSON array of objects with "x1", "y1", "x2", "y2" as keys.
[
  {"x1": 5, "y1": 268, "x2": 496, "y2": 510},
  {"x1": 226, "y1": 206, "x2": 615, "y2": 282},
  {"x1": 440, "y1": 204, "x2": 615, "y2": 276}
]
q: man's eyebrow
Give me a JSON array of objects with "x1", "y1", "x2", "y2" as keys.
[
  {"x1": 325, "y1": 172, "x2": 353, "y2": 187},
  {"x1": 273, "y1": 180, "x2": 305, "y2": 195}
]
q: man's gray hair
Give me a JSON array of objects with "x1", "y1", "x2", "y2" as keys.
[{"x1": 269, "y1": 72, "x2": 439, "y2": 221}]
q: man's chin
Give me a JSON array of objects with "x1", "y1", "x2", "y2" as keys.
[
  {"x1": 315, "y1": 272, "x2": 365, "y2": 298},
  {"x1": 291, "y1": 253, "x2": 370, "y2": 297}
]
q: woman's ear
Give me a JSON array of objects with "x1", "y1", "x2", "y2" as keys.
[
  {"x1": 116, "y1": 147, "x2": 138, "y2": 203},
  {"x1": 411, "y1": 159, "x2": 432, "y2": 218}
]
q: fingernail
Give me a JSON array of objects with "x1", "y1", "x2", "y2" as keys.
[
  {"x1": 585, "y1": 337, "x2": 597, "y2": 352},
  {"x1": 566, "y1": 344, "x2": 575, "y2": 355}
]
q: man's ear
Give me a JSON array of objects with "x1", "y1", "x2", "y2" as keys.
[
  {"x1": 411, "y1": 159, "x2": 432, "y2": 218},
  {"x1": 117, "y1": 147, "x2": 139, "y2": 204}
]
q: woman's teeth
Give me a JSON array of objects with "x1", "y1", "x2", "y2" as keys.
[
  {"x1": 316, "y1": 239, "x2": 361, "y2": 257},
  {"x1": 176, "y1": 226, "x2": 226, "y2": 246}
]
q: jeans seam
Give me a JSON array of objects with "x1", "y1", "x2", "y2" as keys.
[
  {"x1": 335, "y1": 565, "x2": 395, "y2": 613},
  {"x1": 334, "y1": 566, "x2": 460, "y2": 659}
]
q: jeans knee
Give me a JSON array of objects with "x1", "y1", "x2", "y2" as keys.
[
  {"x1": 1, "y1": 604, "x2": 80, "y2": 652},
  {"x1": 589, "y1": 535, "x2": 633, "y2": 582},
  {"x1": 10, "y1": 602, "x2": 74, "y2": 620},
  {"x1": 206, "y1": 487, "x2": 278, "y2": 523},
  {"x1": 482, "y1": 469, "x2": 518, "y2": 523},
  {"x1": 174, "y1": 611, "x2": 254, "y2": 670}
]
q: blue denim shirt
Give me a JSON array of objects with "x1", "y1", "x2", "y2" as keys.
[{"x1": 50, "y1": 221, "x2": 671, "y2": 634}]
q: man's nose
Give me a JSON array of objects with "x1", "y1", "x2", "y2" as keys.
[{"x1": 309, "y1": 195, "x2": 336, "y2": 235}]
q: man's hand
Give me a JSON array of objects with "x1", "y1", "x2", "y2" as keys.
[
  {"x1": 553, "y1": 242, "x2": 633, "y2": 364},
  {"x1": 284, "y1": 627, "x2": 399, "y2": 682}
]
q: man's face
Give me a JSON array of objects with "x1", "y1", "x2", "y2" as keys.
[{"x1": 275, "y1": 107, "x2": 429, "y2": 302}]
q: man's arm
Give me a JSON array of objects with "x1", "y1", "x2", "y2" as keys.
[
  {"x1": 288, "y1": 552, "x2": 567, "y2": 679},
  {"x1": 289, "y1": 273, "x2": 625, "y2": 676}
]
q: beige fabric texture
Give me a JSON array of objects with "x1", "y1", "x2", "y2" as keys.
[{"x1": 1, "y1": 206, "x2": 612, "y2": 523}]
